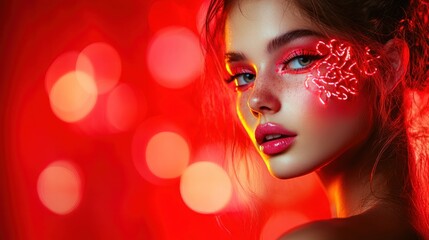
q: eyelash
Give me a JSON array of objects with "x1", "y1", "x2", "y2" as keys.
[
  {"x1": 225, "y1": 67, "x2": 255, "y2": 84},
  {"x1": 277, "y1": 50, "x2": 322, "y2": 74},
  {"x1": 224, "y1": 70, "x2": 255, "y2": 91}
]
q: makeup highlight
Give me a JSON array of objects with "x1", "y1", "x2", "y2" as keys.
[
  {"x1": 304, "y1": 39, "x2": 379, "y2": 105},
  {"x1": 276, "y1": 49, "x2": 321, "y2": 74}
]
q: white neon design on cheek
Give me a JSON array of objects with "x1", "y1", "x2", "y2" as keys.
[{"x1": 304, "y1": 39, "x2": 379, "y2": 105}]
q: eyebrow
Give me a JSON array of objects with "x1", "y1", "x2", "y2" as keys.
[
  {"x1": 267, "y1": 29, "x2": 322, "y2": 53},
  {"x1": 225, "y1": 29, "x2": 322, "y2": 64},
  {"x1": 225, "y1": 52, "x2": 246, "y2": 64}
]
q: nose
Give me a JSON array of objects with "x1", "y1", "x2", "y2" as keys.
[{"x1": 247, "y1": 76, "x2": 281, "y2": 117}]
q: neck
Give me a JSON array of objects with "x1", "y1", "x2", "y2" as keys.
[{"x1": 316, "y1": 140, "x2": 407, "y2": 218}]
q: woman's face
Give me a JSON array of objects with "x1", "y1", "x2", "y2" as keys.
[{"x1": 225, "y1": 0, "x2": 374, "y2": 178}]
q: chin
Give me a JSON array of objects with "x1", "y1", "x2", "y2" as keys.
[{"x1": 262, "y1": 154, "x2": 320, "y2": 179}]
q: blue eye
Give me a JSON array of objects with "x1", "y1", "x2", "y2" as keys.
[
  {"x1": 278, "y1": 51, "x2": 322, "y2": 74},
  {"x1": 287, "y1": 56, "x2": 314, "y2": 70},
  {"x1": 234, "y1": 73, "x2": 256, "y2": 87},
  {"x1": 225, "y1": 63, "x2": 257, "y2": 91}
]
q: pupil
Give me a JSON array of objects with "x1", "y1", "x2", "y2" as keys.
[
  {"x1": 299, "y1": 57, "x2": 310, "y2": 65},
  {"x1": 245, "y1": 73, "x2": 254, "y2": 81}
]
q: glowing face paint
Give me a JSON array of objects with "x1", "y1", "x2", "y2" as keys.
[{"x1": 305, "y1": 39, "x2": 378, "y2": 104}]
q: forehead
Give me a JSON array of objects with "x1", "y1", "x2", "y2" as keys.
[{"x1": 225, "y1": 0, "x2": 316, "y2": 52}]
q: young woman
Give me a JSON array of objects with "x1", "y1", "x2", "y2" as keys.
[{"x1": 203, "y1": 0, "x2": 429, "y2": 239}]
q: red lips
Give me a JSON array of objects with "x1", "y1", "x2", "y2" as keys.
[{"x1": 255, "y1": 122, "x2": 297, "y2": 155}]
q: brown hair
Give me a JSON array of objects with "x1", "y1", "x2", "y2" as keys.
[{"x1": 201, "y1": 0, "x2": 429, "y2": 236}]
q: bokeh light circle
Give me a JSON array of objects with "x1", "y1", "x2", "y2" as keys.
[
  {"x1": 77, "y1": 42, "x2": 121, "y2": 94},
  {"x1": 45, "y1": 51, "x2": 85, "y2": 94},
  {"x1": 49, "y1": 71, "x2": 98, "y2": 122},
  {"x1": 147, "y1": 27, "x2": 203, "y2": 89},
  {"x1": 145, "y1": 131, "x2": 190, "y2": 179},
  {"x1": 106, "y1": 84, "x2": 138, "y2": 131},
  {"x1": 132, "y1": 117, "x2": 186, "y2": 184},
  {"x1": 180, "y1": 161, "x2": 232, "y2": 214},
  {"x1": 37, "y1": 161, "x2": 82, "y2": 215}
]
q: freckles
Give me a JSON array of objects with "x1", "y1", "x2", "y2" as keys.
[
  {"x1": 298, "y1": 84, "x2": 367, "y2": 125},
  {"x1": 304, "y1": 39, "x2": 379, "y2": 105}
]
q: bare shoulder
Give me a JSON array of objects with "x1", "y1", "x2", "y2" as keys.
[
  {"x1": 278, "y1": 219, "x2": 345, "y2": 240},
  {"x1": 278, "y1": 212, "x2": 422, "y2": 240}
]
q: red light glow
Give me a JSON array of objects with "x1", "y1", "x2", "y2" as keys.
[
  {"x1": 106, "y1": 84, "x2": 139, "y2": 132},
  {"x1": 229, "y1": 151, "x2": 267, "y2": 207},
  {"x1": 196, "y1": 0, "x2": 210, "y2": 34},
  {"x1": 2, "y1": 1, "x2": 340, "y2": 238}
]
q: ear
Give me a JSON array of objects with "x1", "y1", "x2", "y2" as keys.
[{"x1": 383, "y1": 39, "x2": 410, "y2": 90}]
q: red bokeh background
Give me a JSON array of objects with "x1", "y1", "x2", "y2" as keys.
[{"x1": 0, "y1": 1, "x2": 331, "y2": 239}]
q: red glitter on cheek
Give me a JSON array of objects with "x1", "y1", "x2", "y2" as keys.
[{"x1": 304, "y1": 39, "x2": 379, "y2": 105}]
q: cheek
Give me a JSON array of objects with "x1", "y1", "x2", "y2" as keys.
[
  {"x1": 289, "y1": 75, "x2": 372, "y2": 141},
  {"x1": 272, "y1": 94, "x2": 373, "y2": 178},
  {"x1": 300, "y1": 93, "x2": 373, "y2": 156}
]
